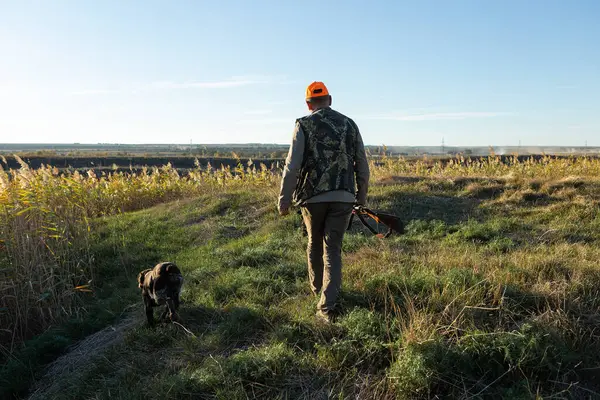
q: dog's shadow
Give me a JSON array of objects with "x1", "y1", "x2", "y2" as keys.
[{"x1": 161, "y1": 304, "x2": 270, "y2": 349}]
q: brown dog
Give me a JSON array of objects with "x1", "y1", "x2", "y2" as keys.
[{"x1": 137, "y1": 262, "x2": 184, "y2": 326}]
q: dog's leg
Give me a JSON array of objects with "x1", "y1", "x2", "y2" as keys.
[
  {"x1": 144, "y1": 295, "x2": 155, "y2": 327},
  {"x1": 172, "y1": 294, "x2": 182, "y2": 322},
  {"x1": 166, "y1": 298, "x2": 178, "y2": 322},
  {"x1": 173, "y1": 292, "x2": 181, "y2": 311},
  {"x1": 159, "y1": 306, "x2": 169, "y2": 322}
]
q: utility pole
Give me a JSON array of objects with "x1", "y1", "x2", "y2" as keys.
[{"x1": 441, "y1": 137, "x2": 445, "y2": 154}]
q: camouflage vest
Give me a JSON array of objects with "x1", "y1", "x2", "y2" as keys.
[{"x1": 293, "y1": 107, "x2": 358, "y2": 205}]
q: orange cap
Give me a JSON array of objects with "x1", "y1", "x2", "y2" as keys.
[{"x1": 305, "y1": 81, "x2": 329, "y2": 100}]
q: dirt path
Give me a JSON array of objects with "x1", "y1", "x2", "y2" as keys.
[{"x1": 27, "y1": 309, "x2": 142, "y2": 400}]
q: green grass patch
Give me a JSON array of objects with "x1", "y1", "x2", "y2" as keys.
[{"x1": 5, "y1": 178, "x2": 600, "y2": 399}]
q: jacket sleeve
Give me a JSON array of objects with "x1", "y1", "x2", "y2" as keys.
[
  {"x1": 354, "y1": 127, "x2": 370, "y2": 205},
  {"x1": 278, "y1": 122, "x2": 305, "y2": 211}
]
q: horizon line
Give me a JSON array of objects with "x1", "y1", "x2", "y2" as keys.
[{"x1": 0, "y1": 143, "x2": 598, "y2": 149}]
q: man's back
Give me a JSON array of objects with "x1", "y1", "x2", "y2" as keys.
[
  {"x1": 294, "y1": 107, "x2": 360, "y2": 205},
  {"x1": 278, "y1": 107, "x2": 369, "y2": 211}
]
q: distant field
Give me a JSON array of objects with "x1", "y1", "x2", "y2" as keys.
[
  {"x1": 2, "y1": 154, "x2": 600, "y2": 398},
  {"x1": 2, "y1": 153, "x2": 600, "y2": 173},
  {"x1": 2, "y1": 142, "x2": 599, "y2": 160}
]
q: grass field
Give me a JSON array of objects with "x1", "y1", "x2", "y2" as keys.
[{"x1": 2, "y1": 155, "x2": 600, "y2": 399}]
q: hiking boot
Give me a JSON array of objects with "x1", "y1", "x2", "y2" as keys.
[{"x1": 315, "y1": 310, "x2": 334, "y2": 324}]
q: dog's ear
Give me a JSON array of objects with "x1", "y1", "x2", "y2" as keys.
[
  {"x1": 165, "y1": 264, "x2": 178, "y2": 274},
  {"x1": 137, "y1": 271, "x2": 145, "y2": 288},
  {"x1": 138, "y1": 269, "x2": 151, "y2": 288}
]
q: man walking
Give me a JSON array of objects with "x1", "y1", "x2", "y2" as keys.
[{"x1": 278, "y1": 81, "x2": 370, "y2": 323}]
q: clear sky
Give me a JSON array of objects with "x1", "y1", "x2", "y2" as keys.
[{"x1": 1, "y1": 0, "x2": 599, "y2": 146}]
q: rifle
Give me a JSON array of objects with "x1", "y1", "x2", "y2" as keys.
[{"x1": 348, "y1": 205, "x2": 405, "y2": 238}]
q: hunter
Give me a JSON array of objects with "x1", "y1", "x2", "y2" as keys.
[{"x1": 278, "y1": 81, "x2": 370, "y2": 323}]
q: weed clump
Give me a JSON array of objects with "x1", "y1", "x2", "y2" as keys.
[
  {"x1": 191, "y1": 343, "x2": 319, "y2": 398},
  {"x1": 316, "y1": 308, "x2": 394, "y2": 371},
  {"x1": 390, "y1": 323, "x2": 580, "y2": 398}
]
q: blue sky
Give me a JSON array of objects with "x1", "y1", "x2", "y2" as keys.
[{"x1": 0, "y1": 0, "x2": 598, "y2": 146}]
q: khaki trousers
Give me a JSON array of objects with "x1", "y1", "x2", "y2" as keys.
[{"x1": 300, "y1": 202, "x2": 353, "y2": 313}]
